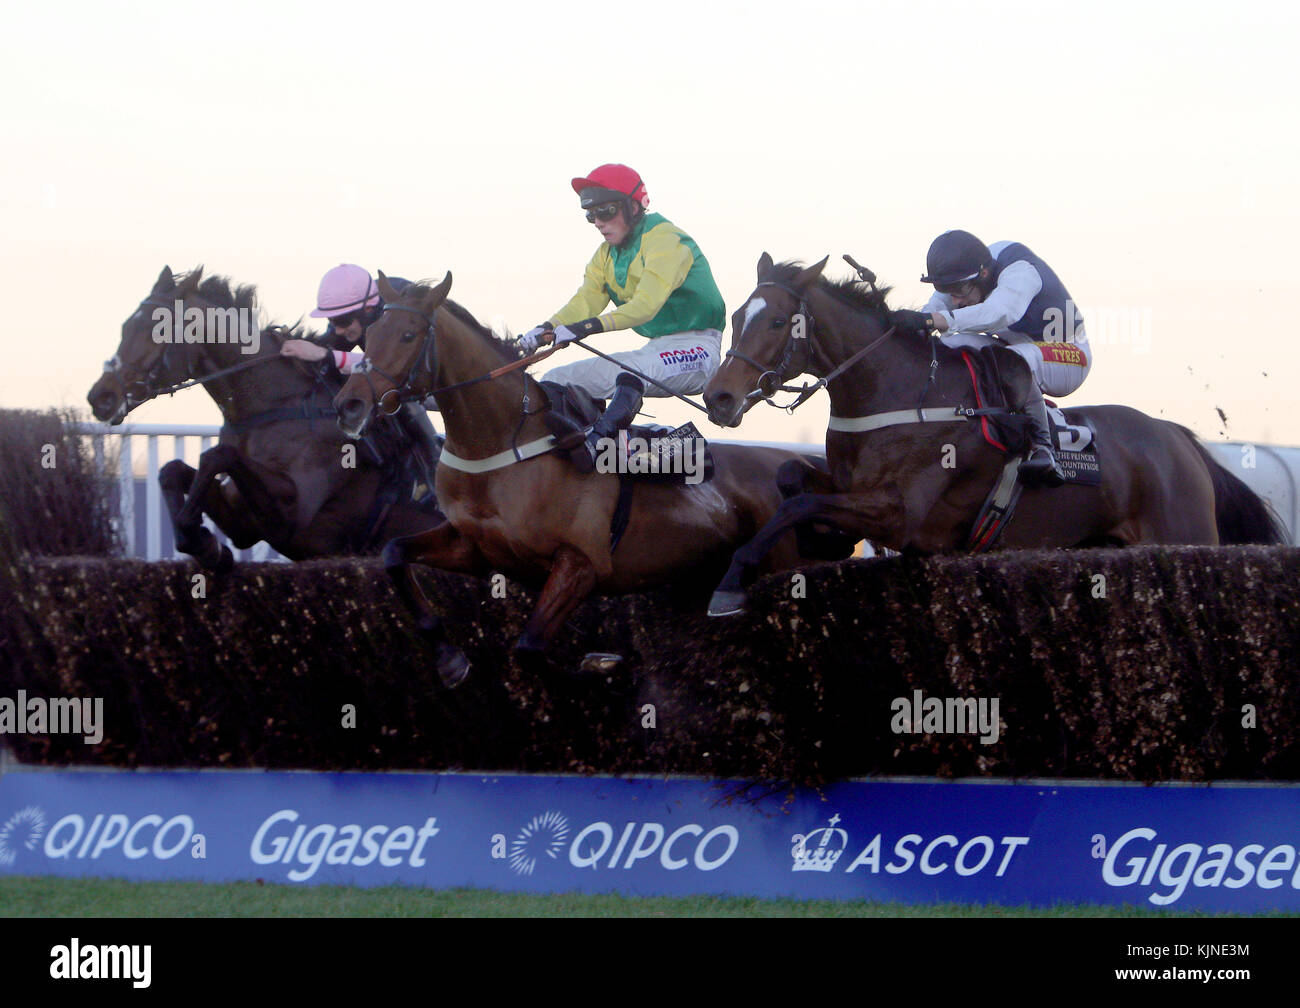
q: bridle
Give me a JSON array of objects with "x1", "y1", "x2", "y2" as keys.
[
  {"x1": 724, "y1": 279, "x2": 818, "y2": 410},
  {"x1": 101, "y1": 296, "x2": 190, "y2": 411},
  {"x1": 103, "y1": 294, "x2": 287, "y2": 413},
  {"x1": 725, "y1": 271, "x2": 900, "y2": 415},
  {"x1": 353, "y1": 300, "x2": 563, "y2": 418},
  {"x1": 352, "y1": 301, "x2": 440, "y2": 416}
]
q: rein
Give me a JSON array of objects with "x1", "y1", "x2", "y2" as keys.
[
  {"x1": 106, "y1": 296, "x2": 291, "y2": 405},
  {"x1": 361, "y1": 301, "x2": 568, "y2": 414},
  {"x1": 727, "y1": 278, "x2": 899, "y2": 414},
  {"x1": 365, "y1": 302, "x2": 713, "y2": 418}
]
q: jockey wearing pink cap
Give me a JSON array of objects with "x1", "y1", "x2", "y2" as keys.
[{"x1": 281, "y1": 264, "x2": 442, "y2": 503}]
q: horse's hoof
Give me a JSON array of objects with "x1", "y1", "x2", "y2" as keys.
[
  {"x1": 707, "y1": 590, "x2": 748, "y2": 617},
  {"x1": 212, "y1": 545, "x2": 235, "y2": 575},
  {"x1": 580, "y1": 652, "x2": 623, "y2": 674},
  {"x1": 436, "y1": 646, "x2": 470, "y2": 688}
]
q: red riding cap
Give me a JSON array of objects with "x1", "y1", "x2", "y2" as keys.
[{"x1": 571, "y1": 164, "x2": 649, "y2": 209}]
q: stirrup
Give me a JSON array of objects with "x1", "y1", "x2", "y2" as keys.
[{"x1": 1019, "y1": 446, "x2": 1065, "y2": 487}]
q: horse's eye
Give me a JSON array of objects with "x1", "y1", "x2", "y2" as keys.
[
  {"x1": 771, "y1": 317, "x2": 787, "y2": 329},
  {"x1": 400, "y1": 330, "x2": 417, "y2": 342}
]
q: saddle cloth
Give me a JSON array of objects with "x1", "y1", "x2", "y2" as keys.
[{"x1": 1046, "y1": 403, "x2": 1094, "y2": 453}]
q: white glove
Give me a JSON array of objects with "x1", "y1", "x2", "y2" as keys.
[
  {"x1": 518, "y1": 324, "x2": 551, "y2": 355},
  {"x1": 552, "y1": 324, "x2": 582, "y2": 347}
]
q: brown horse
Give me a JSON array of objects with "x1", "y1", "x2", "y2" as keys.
[
  {"x1": 702, "y1": 254, "x2": 1288, "y2": 614},
  {"x1": 87, "y1": 266, "x2": 442, "y2": 569},
  {"x1": 334, "y1": 272, "x2": 818, "y2": 684}
]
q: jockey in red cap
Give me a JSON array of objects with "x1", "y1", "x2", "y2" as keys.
[{"x1": 518, "y1": 164, "x2": 726, "y2": 471}]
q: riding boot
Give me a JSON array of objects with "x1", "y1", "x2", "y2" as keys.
[
  {"x1": 1018, "y1": 390, "x2": 1066, "y2": 487},
  {"x1": 397, "y1": 401, "x2": 443, "y2": 505},
  {"x1": 587, "y1": 373, "x2": 645, "y2": 455}
]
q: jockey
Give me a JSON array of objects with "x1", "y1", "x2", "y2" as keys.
[
  {"x1": 517, "y1": 164, "x2": 726, "y2": 471},
  {"x1": 893, "y1": 230, "x2": 1092, "y2": 487},
  {"x1": 280, "y1": 263, "x2": 443, "y2": 500}
]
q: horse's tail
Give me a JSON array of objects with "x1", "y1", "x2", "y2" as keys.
[{"x1": 1181, "y1": 429, "x2": 1291, "y2": 545}]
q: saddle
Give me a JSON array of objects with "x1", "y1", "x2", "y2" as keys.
[
  {"x1": 540, "y1": 380, "x2": 714, "y2": 485},
  {"x1": 961, "y1": 347, "x2": 1102, "y2": 551},
  {"x1": 959, "y1": 347, "x2": 1035, "y2": 455}
]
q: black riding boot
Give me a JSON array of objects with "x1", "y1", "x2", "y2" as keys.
[
  {"x1": 588, "y1": 372, "x2": 644, "y2": 448},
  {"x1": 397, "y1": 402, "x2": 443, "y2": 505},
  {"x1": 1019, "y1": 392, "x2": 1066, "y2": 487}
]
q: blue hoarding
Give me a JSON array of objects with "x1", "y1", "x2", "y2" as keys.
[{"x1": 1, "y1": 769, "x2": 1297, "y2": 910}]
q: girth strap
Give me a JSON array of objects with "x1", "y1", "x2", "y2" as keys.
[{"x1": 827, "y1": 405, "x2": 974, "y2": 433}]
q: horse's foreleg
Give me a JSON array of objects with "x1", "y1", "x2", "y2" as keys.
[
  {"x1": 381, "y1": 521, "x2": 486, "y2": 687},
  {"x1": 709, "y1": 492, "x2": 881, "y2": 616},
  {"x1": 177, "y1": 444, "x2": 296, "y2": 545},
  {"x1": 159, "y1": 459, "x2": 236, "y2": 572},
  {"x1": 776, "y1": 458, "x2": 859, "y2": 561},
  {"x1": 514, "y1": 545, "x2": 599, "y2": 671}
]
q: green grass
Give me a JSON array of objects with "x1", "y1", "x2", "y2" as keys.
[{"x1": 0, "y1": 876, "x2": 1269, "y2": 917}]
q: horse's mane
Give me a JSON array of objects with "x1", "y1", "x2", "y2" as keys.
[
  {"x1": 194, "y1": 274, "x2": 259, "y2": 313},
  {"x1": 768, "y1": 260, "x2": 894, "y2": 320},
  {"x1": 189, "y1": 273, "x2": 317, "y2": 342},
  {"x1": 404, "y1": 279, "x2": 517, "y2": 362}
]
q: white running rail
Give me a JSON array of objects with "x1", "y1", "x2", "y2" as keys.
[{"x1": 72, "y1": 422, "x2": 285, "y2": 562}]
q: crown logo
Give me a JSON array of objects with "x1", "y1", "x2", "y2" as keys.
[{"x1": 791, "y1": 814, "x2": 848, "y2": 873}]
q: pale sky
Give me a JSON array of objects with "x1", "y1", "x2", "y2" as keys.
[{"x1": 4, "y1": 0, "x2": 1298, "y2": 447}]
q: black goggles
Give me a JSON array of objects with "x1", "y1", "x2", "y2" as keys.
[
  {"x1": 935, "y1": 278, "x2": 978, "y2": 297},
  {"x1": 585, "y1": 201, "x2": 623, "y2": 224},
  {"x1": 329, "y1": 311, "x2": 361, "y2": 329}
]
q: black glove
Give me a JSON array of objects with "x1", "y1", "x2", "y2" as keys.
[{"x1": 891, "y1": 309, "x2": 934, "y2": 335}]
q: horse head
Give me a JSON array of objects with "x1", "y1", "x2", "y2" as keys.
[
  {"x1": 704, "y1": 252, "x2": 828, "y2": 428},
  {"x1": 88, "y1": 265, "x2": 206, "y2": 424},
  {"x1": 334, "y1": 270, "x2": 453, "y2": 438}
]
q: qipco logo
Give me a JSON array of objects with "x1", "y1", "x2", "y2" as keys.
[
  {"x1": 43, "y1": 812, "x2": 198, "y2": 862},
  {"x1": 568, "y1": 821, "x2": 740, "y2": 872}
]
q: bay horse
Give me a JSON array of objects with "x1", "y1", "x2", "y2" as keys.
[
  {"x1": 702, "y1": 253, "x2": 1288, "y2": 614},
  {"x1": 334, "y1": 272, "x2": 818, "y2": 684},
  {"x1": 87, "y1": 266, "x2": 442, "y2": 569}
]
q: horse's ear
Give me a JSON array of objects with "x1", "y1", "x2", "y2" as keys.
[
  {"x1": 794, "y1": 256, "x2": 829, "y2": 291},
  {"x1": 757, "y1": 252, "x2": 774, "y2": 280},
  {"x1": 155, "y1": 265, "x2": 174, "y2": 293},
  {"x1": 175, "y1": 266, "x2": 204, "y2": 297},
  {"x1": 376, "y1": 271, "x2": 399, "y2": 303},
  {"x1": 425, "y1": 272, "x2": 453, "y2": 311}
]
